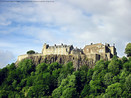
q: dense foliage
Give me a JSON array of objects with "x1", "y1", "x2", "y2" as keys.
[
  {"x1": 125, "y1": 43, "x2": 131, "y2": 57},
  {"x1": 27, "y1": 50, "x2": 35, "y2": 54},
  {"x1": 0, "y1": 56, "x2": 131, "y2": 98}
]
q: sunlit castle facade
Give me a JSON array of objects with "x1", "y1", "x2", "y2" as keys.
[
  {"x1": 18, "y1": 43, "x2": 117, "y2": 62},
  {"x1": 42, "y1": 43, "x2": 117, "y2": 60}
]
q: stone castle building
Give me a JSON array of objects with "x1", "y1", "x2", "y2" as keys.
[
  {"x1": 41, "y1": 43, "x2": 116, "y2": 60},
  {"x1": 42, "y1": 43, "x2": 83, "y2": 55},
  {"x1": 17, "y1": 43, "x2": 117, "y2": 67},
  {"x1": 42, "y1": 43, "x2": 74, "y2": 55},
  {"x1": 83, "y1": 43, "x2": 117, "y2": 60}
]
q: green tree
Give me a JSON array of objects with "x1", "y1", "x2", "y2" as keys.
[
  {"x1": 35, "y1": 63, "x2": 48, "y2": 74},
  {"x1": 6, "y1": 69, "x2": 18, "y2": 85},
  {"x1": 52, "y1": 75, "x2": 77, "y2": 98},
  {"x1": 125, "y1": 74, "x2": 131, "y2": 93},
  {"x1": 18, "y1": 59, "x2": 35, "y2": 75},
  {"x1": 74, "y1": 70, "x2": 87, "y2": 93},
  {"x1": 94, "y1": 60, "x2": 107, "y2": 72},
  {"x1": 123, "y1": 60, "x2": 131, "y2": 72},
  {"x1": 104, "y1": 73, "x2": 113, "y2": 86},
  {"x1": 47, "y1": 62, "x2": 61, "y2": 73},
  {"x1": 125, "y1": 43, "x2": 131, "y2": 57},
  {"x1": 108, "y1": 56, "x2": 120, "y2": 75},
  {"x1": 86, "y1": 69, "x2": 94, "y2": 83},
  {"x1": 122, "y1": 56, "x2": 128, "y2": 64},
  {"x1": 0, "y1": 90, "x2": 8, "y2": 98},
  {"x1": 89, "y1": 80, "x2": 103, "y2": 95},
  {"x1": 61, "y1": 62, "x2": 74, "y2": 75},
  {"x1": 119, "y1": 70, "x2": 128, "y2": 83},
  {"x1": 61, "y1": 88, "x2": 78, "y2": 98},
  {"x1": 0, "y1": 67, "x2": 8, "y2": 85},
  {"x1": 12, "y1": 80, "x2": 17, "y2": 88},
  {"x1": 105, "y1": 83, "x2": 122, "y2": 97},
  {"x1": 27, "y1": 50, "x2": 35, "y2": 54},
  {"x1": 19, "y1": 79, "x2": 26, "y2": 88},
  {"x1": 27, "y1": 85, "x2": 49, "y2": 98},
  {"x1": 80, "y1": 84, "x2": 90, "y2": 97},
  {"x1": 57, "y1": 62, "x2": 74, "y2": 86}
]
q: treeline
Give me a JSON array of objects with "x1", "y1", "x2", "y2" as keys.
[{"x1": 0, "y1": 56, "x2": 131, "y2": 98}]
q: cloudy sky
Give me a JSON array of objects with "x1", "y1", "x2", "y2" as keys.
[{"x1": 0, "y1": 0, "x2": 131, "y2": 68}]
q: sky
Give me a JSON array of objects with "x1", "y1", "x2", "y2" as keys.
[{"x1": 0, "y1": 0, "x2": 131, "y2": 68}]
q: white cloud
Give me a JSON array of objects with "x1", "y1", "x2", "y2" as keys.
[{"x1": 0, "y1": 49, "x2": 14, "y2": 68}]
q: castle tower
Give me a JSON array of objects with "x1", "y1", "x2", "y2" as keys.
[
  {"x1": 42, "y1": 43, "x2": 49, "y2": 54},
  {"x1": 109, "y1": 46, "x2": 117, "y2": 57}
]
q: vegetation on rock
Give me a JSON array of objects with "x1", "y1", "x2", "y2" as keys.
[{"x1": 27, "y1": 50, "x2": 35, "y2": 54}]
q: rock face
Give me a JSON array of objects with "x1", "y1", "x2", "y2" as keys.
[{"x1": 16, "y1": 54, "x2": 96, "y2": 70}]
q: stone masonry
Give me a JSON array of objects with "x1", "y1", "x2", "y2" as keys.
[{"x1": 17, "y1": 43, "x2": 117, "y2": 69}]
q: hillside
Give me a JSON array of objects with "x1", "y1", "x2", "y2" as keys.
[{"x1": 0, "y1": 56, "x2": 131, "y2": 98}]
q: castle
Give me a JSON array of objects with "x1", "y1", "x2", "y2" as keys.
[
  {"x1": 41, "y1": 43, "x2": 117, "y2": 60},
  {"x1": 42, "y1": 43, "x2": 83, "y2": 55},
  {"x1": 17, "y1": 43, "x2": 117, "y2": 67}
]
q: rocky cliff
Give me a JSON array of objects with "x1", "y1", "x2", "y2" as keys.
[{"x1": 16, "y1": 54, "x2": 97, "y2": 70}]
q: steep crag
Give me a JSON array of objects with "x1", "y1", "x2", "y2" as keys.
[{"x1": 16, "y1": 54, "x2": 95, "y2": 70}]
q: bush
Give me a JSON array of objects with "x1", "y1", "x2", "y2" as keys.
[{"x1": 27, "y1": 50, "x2": 35, "y2": 54}]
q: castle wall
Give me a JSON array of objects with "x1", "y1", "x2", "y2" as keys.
[
  {"x1": 17, "y1": 54, "x2": 28, "y2": 62},
  {"x1": 42, "y1": 44, "x2": 73, "y2": 55},
  {"x1": 43, "y1": 47, "x2": 69, "y2": 55},
  {"x1": 83, "y1": 43, "x2": 106, "y2": 55},
  {"x1": 17, "y1": 54, "x2": 44, "y2": 62},
  {"x1": 86, "y1": 54, "x2": 100, "y2": 61}
]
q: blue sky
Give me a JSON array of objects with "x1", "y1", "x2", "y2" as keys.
[{"x1": 0, "y1": 0, "x2": 131, "y2": 68}]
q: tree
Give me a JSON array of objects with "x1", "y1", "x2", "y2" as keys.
[
  {"x1": 108, "y1": 56, "x2": 120, "y2": 75},
  {"x1": 61, "y1": 88, "x2": 78, "y2": 98},
  {"x1": 94, "y1": 60, "x2": 107, "y2": 72},
  {"x1": 125, "y1": 74, "x2": 131, "y2": 93},
  {"x1": 104, "y1": 73, "x2": 113, "y2": 86},
  {"x1": 123, "y1": 60, "x2": 131, "y2": 72},
  {"x1": 0, "y1": 67, "x2": 8, "y2": 85},
  {"x1": 18, "y1": 59, "x2": 35, "y2": 75},
  {"x1": 35, "y1": 63, "x2": 48, "y2": 74},
  {"x1": 74, "y1": 70, "x2": 87, "y2": 93},
  {"x1": 89, "y1": 80, "x2": 103, "y2": 95},
  {"x1": 27, "y1": 50, "x2": 35, "y2": 54},
  {"x1": 125, "y1": 43, "x2": 131, "y2": 57},
  {"x1": 105, "y1": 83, "x2": 122, "y2": 97},
  {"x1": 80, "y1": 84, "x2": 90, "y2": 97},
  {"x1": 122, "y1": 56, "x2": 128, "y2": 64},
  {"x1": 52, "y1": 75, "x2": 77, "y2": 98}
]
